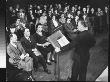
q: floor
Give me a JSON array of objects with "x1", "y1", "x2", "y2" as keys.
[{"x1": 96, "y1": 66, "x2": 108, "y2": 81}]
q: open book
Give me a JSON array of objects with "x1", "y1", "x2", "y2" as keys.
[{"x1": 57, "y1": 36, "x2": 70, "y2": 47}]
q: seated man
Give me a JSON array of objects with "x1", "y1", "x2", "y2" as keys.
[
  {"x1": 20, "y1": 28, "x2": 51, "y2": 74},
  {"x1": 7, "y1": 33, "x2": 34, "y2": 77}
]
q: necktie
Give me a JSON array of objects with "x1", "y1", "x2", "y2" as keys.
[
  {"x1": 28, "y1": 37, "x2": 31, "y2": 42},
  {"x1": 28, "y1": 37, "x2": 30, "y2": 41},
  {"x1": 14, "y1": 42, "x2": 17, "y2": 48}
]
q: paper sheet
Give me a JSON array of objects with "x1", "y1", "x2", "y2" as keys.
[{"x1": 57, "y1": 36, "x2": 70, "y2": 47}]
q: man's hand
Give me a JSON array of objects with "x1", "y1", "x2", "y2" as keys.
[
  {"x1": 25, "y1": 53, "x2": 29, "y2": 57},
  {"x1": 32, "y1": 48, "x2": 41, "y2": 56},
  {"x1": 20, "y1": 54, "x2": 25, "y2": 59},
  {"x1": 73, "y1": 29, "x2": 78, "y2": 32},
  {"x1": 34, "y1": 52, "x2": 41, "y2": 56}
]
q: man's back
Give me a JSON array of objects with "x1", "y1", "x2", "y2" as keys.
[{"x1": 74, "y1": 30, "x2": 96, "y2": 55}]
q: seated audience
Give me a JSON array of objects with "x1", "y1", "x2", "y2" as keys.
[
  {"x1": 20, "y1": 28, "x2": 51, "y2": 74},
  {"x1": 7, "y1": 33, "x2": 34, "y2": 78}
]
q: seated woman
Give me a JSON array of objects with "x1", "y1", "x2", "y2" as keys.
[
  {"x1": 39, "y1": 13, "x2": 49, "y2": 37},
  {"x1": 7, "y1": 33, "x2": 34, "y2": 80},
  {"x1": 50, "y1": 15, "x2": 62, "y2": 34},
  {"x1": 32, "y1": 24, "x2": 55, "y2": 65}
]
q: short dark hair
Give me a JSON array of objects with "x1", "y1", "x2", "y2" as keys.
[
  {"x1": 10, "y1": 23, "x2": 16, "y2": 29},
  {"x1": 35, "y1": 23, "x2": 42, "y2": 31},
  {"x1": 9, "y1": 33, "x2": 16, "y2": 39},
  {"x1": 52, "y1": 14, "x2": 56, "y2": 18}
]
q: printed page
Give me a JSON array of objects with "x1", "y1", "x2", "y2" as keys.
[{"x1": 57, "y1": 36, "x2": 70, "y2": 47}]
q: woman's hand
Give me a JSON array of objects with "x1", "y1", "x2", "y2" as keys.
[
  {"x1": 36, "y1": 42, "x2": 50, "y2": 48},
  {"x1": 42, "y1": 44, "x2": 46, "y2": 48},
  {"x1": 43, "y1": 42, "x2": 50, "y2": 47}
]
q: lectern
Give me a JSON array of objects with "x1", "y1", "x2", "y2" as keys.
[{"x1": 47, "y1": 30, "x2": 70, "y2": 80}]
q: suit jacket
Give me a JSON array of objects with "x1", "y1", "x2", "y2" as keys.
[
  {"x1": 64, "y1": 22, "x2": 76, "y2": 34},
  {"x1": 64, "y1": 22, "x2": 77, "y2": 40},
  {"x1": 20, "y1": 36, "x2": 36, "y2": 55},
  {"x1": 50, "y1": 19, "x2": 61, "y2": 34},
  {"x1": 71, "y1": 30, "x2": 96, "y2": 57},
  {"x1": 20, "y1": 36, "x2": 43, "y2": 64},
  {"x1": 7, "y1": 41, "x2": 26, "y2": 64}
]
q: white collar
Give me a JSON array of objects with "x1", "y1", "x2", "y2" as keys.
[
  {"x1": 10, "y1": 42, "x2": 17, "y2": 48},
  {"x1": 52, "y1": 19, "x2": 58, "y2": 27},
  {"x1": 37, "y1": 32, "x2": 43, "y2": 36},
  {"x1": 25, "y1": 36, "x2": 30, "y2": 41}
]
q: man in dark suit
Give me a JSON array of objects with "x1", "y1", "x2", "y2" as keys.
[
  {"x1": 70, "y1": 19, "x2": 96, "y2": 81},
  {"x1": 20, "y1": 28, "x2": 51, "y2": 74}
]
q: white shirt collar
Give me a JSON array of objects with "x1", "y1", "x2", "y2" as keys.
[
  {"x1": 25, "y1": 36, "x2": 31, "y2": 42},
  {"x1": 52, "y1": 19, "x2": 58, "y2": 27},
  {"x1": 10, "y1": 42, "x2": 17, "y2": 48}
]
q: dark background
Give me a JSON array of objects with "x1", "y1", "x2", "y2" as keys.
[
  {"x1": 0, "y1": 0, "x2": 5, "y2": 21},
  {"x1": 6, "y1": 0, "x2": 109, "y2": 8}
]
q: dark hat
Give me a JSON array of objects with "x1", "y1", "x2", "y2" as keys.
[{"x1": 10, "y1": 23, "x2": 16, "y2": 28}]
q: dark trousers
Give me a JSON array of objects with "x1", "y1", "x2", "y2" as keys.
[
  {"x1": 71, "y1": 54, "x2": 90, "y2": 81},
  {"x1": 38, "y1": 45, "x2": 54, "y2": 61},
  {"x1": 29, "y1": 53, "x2": 47, "y2": 70},
  {"x1": 37, "y1": 55, "x2": 47, "y2": 70}
]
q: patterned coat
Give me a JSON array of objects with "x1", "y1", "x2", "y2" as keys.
[{"x1": 7, "y1": 41, "x2": 33, "y2": 71}]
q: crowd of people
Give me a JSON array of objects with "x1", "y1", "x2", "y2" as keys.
[
  {"x1": 6, "y1": 3, "x2": 109, "y2": 39},
  {"x1": 6, "y1": 2, "x2": 109, "y2": 81}
]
